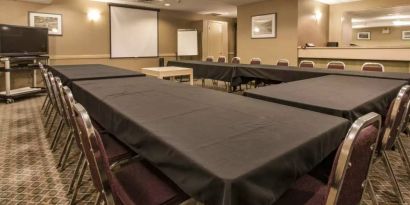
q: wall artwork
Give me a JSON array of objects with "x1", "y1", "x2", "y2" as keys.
[
  {"x1": 357, "y1": 32, "x2": 371, "y2": 40},
  {"x1": 402, "y1": 31, "x2": 410, "y2": 40},
  {"x1": 29, "y1": 12, "x2": 63, "y2": 36},
  {"x1": 251, "y1": 13, "x2": 277, "y2": 39}
]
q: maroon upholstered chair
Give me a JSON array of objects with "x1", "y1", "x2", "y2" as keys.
[
  {"x1": 231, "y1": 57, "x2": 241, "y2": 64},
  {"x1": 275, "y1": 112, "x2": 381, "y2": 205},
  {"x1": 40, "y1": 68, "x2": 57, "y2": 126},
  {"x1": 47, "y1": 74, "x2": 68, "y2": 152},
  {"x1": 205, "y1": 56, "x2": 214, "y2": 62},
  {"x1": 250, "y1": 57, "x2": 262, "y2": 65},
  {"x1": 39, "y1": 63, "x2": 52, "y2": 114},
  {"x1": 327, "y1": 61, "x2": 345, "y2": 70},
  {"x1": 277, "y1": 59, "x2": 290, "y2": 67},
  {"x1": 73, "y1": 103, "x2": 189, "y2": 205},
  {"x1": 299, "y1": 60, "x2": 315, "y2": 68},
  {"x1": 217, "y1": 56, "x2": 227, "y2": 63},
  {"x1": 67, "y1": 93, "x2": 133, "y2": 205},
  {"x1": 370, "y1": 85, "x2": 410, "y2": 204},
  {"x1": 361, "y1": 62, "x2": 384, "y2": 72}
]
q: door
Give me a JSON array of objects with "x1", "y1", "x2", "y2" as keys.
[{"x1": 207, "y1": 21, "x2": 225, "y2": 59}]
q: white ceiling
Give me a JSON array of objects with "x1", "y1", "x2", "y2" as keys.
[{"x1": 92, "y1": 0, "x2": 263, "y2": 17}]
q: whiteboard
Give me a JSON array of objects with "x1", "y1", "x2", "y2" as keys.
[
  {"x1": 177, "y1": 29, "x2": 198, "y2": 56},
  {"x1": 110, "y1": 5, "x2": 158, "y2": 58}
]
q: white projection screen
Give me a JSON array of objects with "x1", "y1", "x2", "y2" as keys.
[{"x1": 110, "y1": 5, "x2": 158, "y2": 58}]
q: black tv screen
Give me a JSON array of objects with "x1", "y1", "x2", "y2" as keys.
[{"x1": 0, "y1": 24, "x2": 49, "y2": 57}]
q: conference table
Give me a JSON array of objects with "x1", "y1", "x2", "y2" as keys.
[
  {"x1": 167, "y1": 60, "x2": 236, "y2": 82},
  {"x1": 47, "y1": 64, "x2": 145, "y2": 87},
  {"x1": 167, "y1": 60, "x2": 410, "y2": 86},
  {"x1": 71, "y1": 76, "x2": 350, "y2": 205},
  {"x1": 244, "y1": 75, "x2": 407, "y2": 122}
]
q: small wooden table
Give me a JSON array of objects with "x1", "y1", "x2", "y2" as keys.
[{"x1": 141, "y1": 66, "x2": 194, "y2": 85}]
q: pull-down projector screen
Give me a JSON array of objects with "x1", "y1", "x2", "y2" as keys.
[{"x1": 110, "y1": 5, "x2": 158, "y2": 58}]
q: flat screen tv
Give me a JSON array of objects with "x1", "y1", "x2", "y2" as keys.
[{"x1": 0, "y1": 24, "x2": 49, "y2": 57}]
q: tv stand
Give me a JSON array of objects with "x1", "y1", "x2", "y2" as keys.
[{"x1": 0, "y1": 56, "x2": 49, "y2": 104}]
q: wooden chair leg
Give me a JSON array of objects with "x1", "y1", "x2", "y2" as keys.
[
  {"x1": 57, "y1": 131, "x2": 74, "y2": 169},
  {"x1": 69, "y1": 159, "x2": 87, "y2": 205},
  {"x1": 367, "y1": 180, "x2": 379, "y2": 205},
  {"x1": 41, "y1": 95, "x2": 49, "y2": 111},
  {"x1": 50, "y1": 120, "x2": 65, "y2": 150},
  {"x1": 68, "y1": 153, "x2": 84, "y2": 194},
  {"x1": 396, "y1": 138, "x2": 410, "y2": 177},
  {"x1": 381, "y1": 151, "x2": 406, "y2": 204}
]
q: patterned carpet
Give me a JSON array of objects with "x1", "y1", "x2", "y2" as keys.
[{"x1": 0, "y1": 92, "x2": 410, "y2": 205}]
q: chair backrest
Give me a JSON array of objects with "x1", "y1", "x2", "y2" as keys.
[
  {"x1": 217, "y1": 56, "x2": 227, "y2": 63},
  {"x1": 231, "y1": 57, "x2": 241, "y2": 64},
  {"x1": 72, "y1": 103, "x2": 107, "y2": 196},
  {"x1": 250, "y1": 58, "x2": 262, "y2": 65},
  {"x1": 326, "y1": 112, "x2": 381, "y2": 205},
  {"x1": 48, "y1": 72, "x2": 64, "y2": 115},
  {"x1": 54, "y1": 77, "x2": 72, "y2": 126},
  {"x1": 205, "y1": 56, "x2": 214, "y2": 62},
  {"x1": 40, "y1": 68, "x2": 56, "y2": 107},
  {"x1": 299, "y1": 60, "x2": 315, "y2": 68},
  {"x1": 62, "y1": 86, "x2": 83, "y2": 149},
  {"x1": 361, "y1": 63, "x2": 384, "y2": 72},
  {"x1": 327, "y1": 61, "x2": 346, "y2": 70},
  {"x1": 277, "y1": 59, "x2": 289, "y2": 67},
  {"x1": 380, "y1": 85, "x2": 410, "y2": 151}
]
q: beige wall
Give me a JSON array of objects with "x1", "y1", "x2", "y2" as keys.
[
  {"x1": 0, "y1": 0, "x2": 235, "y2": 91},
  {"x1": 352, "y1": 26, "x2": 410, "y2": 47},
  {"x1": 298, "y1": 0, "x2": 329, "y2": 47},
  {"x1": 237, "y1": 0, "x2": 299, "y2": 66},
  {"x1": 329, "y1": 0, "x2": 410, "y2": 45},
  {"x1": 0, "y1": 0, "x2": 235, "y2": 68}
]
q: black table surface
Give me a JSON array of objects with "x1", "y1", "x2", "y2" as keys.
[
  {"x1": 245, "y1": 75, "x2": 407, "y2": 122},
  {"x1": 235, "y1": 64, "x2": 410, "y2": 84},
  {"x1": 72, "y1": 77, "x2": 350, "y2": 205},
  {"x1": 47, "y1": 64, "x2": 145, "y2": 86},
  {"x1": 167, "y1": 60, "x2": 410, "y2": 86}
]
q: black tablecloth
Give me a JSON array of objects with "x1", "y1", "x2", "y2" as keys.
[
  {"x1": 245, "y1": 75, "x2": 406, "y2": 122},
  {"x1": 72, "y1": 77, "x2": 349, "y2": 205},
  {"x1": 47, "y1": 64, "x2": 145, "y2": 87},
  {"x1": 167, "y1": 60, "x2": 410, "y2": 86},
  {"x1": 235, "y1": 64, "x2": 410, "y2": 85},
  {"x1": 167, "y1": 60, "x2": 236, "y2": 82}
]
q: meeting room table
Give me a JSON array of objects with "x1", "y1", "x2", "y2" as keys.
[
  {"x1": 167, "y1": 60, "x2": 410, "y2": 87},
  {"x1": 244, "y1": 75, "x2": 407, "y2": 122},
  {"x1": 47, "y1": 64, "x2": 145, "y2": 87},
  {"x1": 71, "y1": 76, "x2": 350, "y2": 205},
  {"x1": 167, "y1": 60, "x2": 236, "y2": 83}
]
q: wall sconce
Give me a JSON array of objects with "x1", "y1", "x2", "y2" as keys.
[
  {"x1": 88, "y1": 9, "x2": 101, "y2": 21},
  {"x1": 314, "y1": 10, "x2": 322, "y2": 22}
]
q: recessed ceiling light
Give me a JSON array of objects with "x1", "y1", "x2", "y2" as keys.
[{"x1": 164, "y1": 3, "x2": 171, "y2": 7}]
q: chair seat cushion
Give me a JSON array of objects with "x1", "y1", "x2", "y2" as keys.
[
  {"x1": 100, "y1": 133, "x2": 133, "y2": 163},
  {"x1": 274, "y1": 174, "x2": 328, "y2": 205},
  {"x1": 112, "y1": 160, "x2": 188, "y2": 205}
]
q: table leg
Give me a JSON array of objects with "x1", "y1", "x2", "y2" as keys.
[
  {"x1": 33, "y1": 69, "x2": 37, "y2": 88},
  {"x1": 190, "y1": 74, "x2": 194, "y2": 86},
  {"x1": 5, "y1": 59, "x2": 10, "y2": 96}
]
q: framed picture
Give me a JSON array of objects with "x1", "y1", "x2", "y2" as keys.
[
  {"x1": 357, "y1": 32, "x2": 370, "y2": 40},
  {"x1": 402, "y1": 31, "x2": 410, "y2": 40},
  {"x1": 28, "y1": 12, "x2": 63, "y2": 36},
  {"x1": 251, "y1": 13, "x2": 277, "y2": 39}
]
